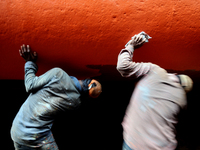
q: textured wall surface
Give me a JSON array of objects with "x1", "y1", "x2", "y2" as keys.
[{"x1": 0, "y1": 0, "x2": 200, "y2": 79}]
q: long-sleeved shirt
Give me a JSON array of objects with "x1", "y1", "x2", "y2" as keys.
[
  {"x1": 117, "y1": 45, "x2": 187, "y2": 150},
  {"x1": 11, "y1": 61, "x2": 81, "y2": 147}
]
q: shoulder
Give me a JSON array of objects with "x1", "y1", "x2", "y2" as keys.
[
  {"x1": 47, "y1": 67, "x2": 67, "y2": 78},
  {"x1": 145, "y1": 64, "x2": 166, "y2": 78},
  {"x1": 50, "y1": 67, "x2": 64, "y2": 73}
]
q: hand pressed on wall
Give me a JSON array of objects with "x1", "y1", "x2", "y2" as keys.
[{"x1": 19, "y1": 44, "x2": 38, "y2": 62}]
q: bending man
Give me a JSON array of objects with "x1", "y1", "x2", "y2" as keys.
[
  {"x1": 117, "y1": 33, "x2": 193, "y2": 150},
  {"x1": 11, "y1": 45, "x2": 102, "y2": 150}
]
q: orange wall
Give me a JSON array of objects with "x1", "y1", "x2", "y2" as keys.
[{"x1": 0, "y1": 0, "x2": 200, "y2": 79}]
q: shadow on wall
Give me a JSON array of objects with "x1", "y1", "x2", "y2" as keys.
[
  {"x1": 87, "y1": 64, "x2": 200, "y2": 81},
  {"x1": 3, "y1": 65, "x2": 200, "y2": 150}
]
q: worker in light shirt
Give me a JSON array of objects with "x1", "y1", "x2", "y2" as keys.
[{"x1": 117, "y1": 33, "x2": 193, "y2": 150}]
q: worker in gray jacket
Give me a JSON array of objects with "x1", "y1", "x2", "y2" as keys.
[{"x1": 11, "y1": 45, "x2": 102, "y2": 150}]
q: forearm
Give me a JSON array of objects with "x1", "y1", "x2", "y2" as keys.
[
  {"x1": 24, "y1": 61, "x2": 38, "y2": 92},
  {"x1": 24, "y1": 62, "x2": 62, "y2": 93},
  {"x1": 117, "y1": 45, "x2": 140, "y2": 78},
  {"x1": 117, "y1": 45, "x2": 155, "y2": 78},
  {"x1": 117, "y1": 45, "x2": 134, "y2": 76}
]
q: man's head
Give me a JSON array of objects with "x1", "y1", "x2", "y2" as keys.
[
  {"x1": 88, "y1": 79, "x2": 102, "y2": 98},
  {"x1": 81, "y1": 79, "x2": 102, "y2": 98},
  {"x1": 177, "y1": 74, "x2": 193, "y2": 93}
]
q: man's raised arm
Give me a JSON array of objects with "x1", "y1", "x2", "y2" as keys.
[
  {"x1": 117, "y1": 33, "x2": 158, "y2": 78},
  {"x1": 19, "y1": 44, "x2": 56, "y2": 93}
]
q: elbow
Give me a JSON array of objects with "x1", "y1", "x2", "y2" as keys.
[
  {"x1": 26, "y1": 89, "x2": 30, "y2": 93},
  {"x1": 25, "y1": 85, "x2": 32, "y2": 93},
  {"x1": 116, "y1": 64, "x2": 128, "y2": 77},
  {"x1": 116, "y1": 62, "x2": 123, "y2": 74},
  {"x1": 116, "y1": 55, "x2": 131, "y2": 77},
  {"x1": 116, "y1": 65, "x2": 122, "y2": 74},
  {"x1": 116, "y1": 58, "x2": 125, "y2": 73},
  {"x1": 24, "y1": 80, "x2": 33, "y2": 93},
  {"x1": 116, "y1": 63, "x2": 121, "y2": 73}
]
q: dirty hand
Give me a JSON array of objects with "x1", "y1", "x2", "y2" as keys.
[
  {"x1": 19, "y1": 44, "x2": 37, "y2": 62},
  {"x1": 129, "y1": 34, "x2": 146, "y2": 48}
]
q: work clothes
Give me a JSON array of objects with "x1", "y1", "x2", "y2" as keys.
[
  {"x1": 13, "y1": 140, "x2": 59, "y2": 150},
  {"x1": 11, "y1": 61, "x2": 81, "y2": 148},
  {"x1": 117, "y1": 45, "x2": 187, "y2": 150}
]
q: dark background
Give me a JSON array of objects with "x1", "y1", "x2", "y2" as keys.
[{"x1": 3, "y1": 68, "x2": 200, "y2": 150}]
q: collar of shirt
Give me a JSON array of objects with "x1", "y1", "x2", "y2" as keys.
[{"x1": 70, "y1": 76, "x2": 82, "y2": 93}]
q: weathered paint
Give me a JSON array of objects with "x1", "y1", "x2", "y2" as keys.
[{"x1": 0, "y1": 0, "x2": 200, "y2": 79}]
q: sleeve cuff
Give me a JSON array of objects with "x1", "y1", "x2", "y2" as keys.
[
  {"x1": 125, "y1": 44, "x2": 134, "y2": 53},
  {"x1": 25, "y1": 61, "x2": 38, "y2": 73}
]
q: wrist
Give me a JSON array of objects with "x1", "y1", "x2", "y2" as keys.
[
  {"x1": 25, "y1": 61, "x2": 38, "y2": 71},
  {"x1": 126, "y1": 44, "x2": 134, "y2": 52}
]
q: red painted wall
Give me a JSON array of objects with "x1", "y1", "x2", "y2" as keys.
[{"x1": 0, "y1": 0, "x2": 200, "y2": 80}]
